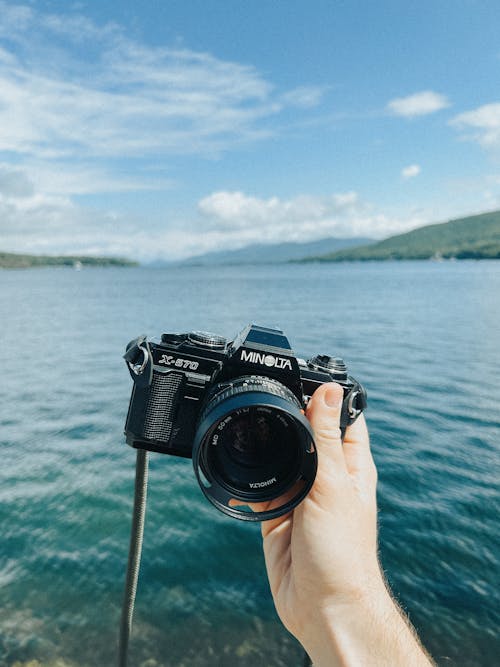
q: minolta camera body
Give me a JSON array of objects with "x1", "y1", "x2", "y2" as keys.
[{"x1": 124, "y1": 324, "x2": 366, "y2": 521}]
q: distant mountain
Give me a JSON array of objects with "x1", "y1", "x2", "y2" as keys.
[
  {"x1": 301, "y1": 210, "x2": 500, "y2": 262},
  {"x1": 0, "y1": 252, "x2": 138, "y2": 269},
  {"x1": 160, "y1": 237, "x2": 373, "y2": 267}
]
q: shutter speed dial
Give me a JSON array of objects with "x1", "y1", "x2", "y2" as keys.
[
  {"x1": 188, "y1": 331, "x2": 227, "y2": 349},
  {"x1": 307, "y1": 355, "x2": 348, "y2": 379}
]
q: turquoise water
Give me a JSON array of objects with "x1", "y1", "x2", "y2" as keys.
[{"x1": 0, "y1": 262, "x2": 499, "y2": 667}]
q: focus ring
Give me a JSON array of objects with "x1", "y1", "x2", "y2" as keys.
[{"x1": 199, "y1": 376, "x2": 301, "y2": 424}]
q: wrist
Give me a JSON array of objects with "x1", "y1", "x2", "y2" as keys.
[
  {"x1": 299, "y1": 581, "x2": 432, "y2": 667},
  {"x1": 298, "y1": 577, "x2": 388, "y2": 662}
]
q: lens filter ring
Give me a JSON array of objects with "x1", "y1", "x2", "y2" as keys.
[{"x1": 192, "y1": 377, "x2": 317, "y2": 521}]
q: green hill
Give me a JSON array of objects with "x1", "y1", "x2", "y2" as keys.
[
  {"x1": 303, "y1": 210, "x2": 500, "y2": 262},
  {"x1": 0, "y1": 252, "x2": 138, "y2": 269}
]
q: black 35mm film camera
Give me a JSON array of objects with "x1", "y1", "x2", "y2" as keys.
[{"x1": 124, "y1": 324, "x2": 366, "y2": 521}]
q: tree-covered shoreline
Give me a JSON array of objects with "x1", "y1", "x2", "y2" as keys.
[
  {"x1": 298, "y1": 210, "x2": 500, "y2": 262},
  {"x1": 0, "y1": 252, "x2": 138, "y2": 269}
]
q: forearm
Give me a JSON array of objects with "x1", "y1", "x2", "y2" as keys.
[{"x1": 300, "y1": 585, "x2": 434, "y2": 667}]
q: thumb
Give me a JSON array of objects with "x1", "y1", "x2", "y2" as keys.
[{"x1": 306, "y1": 383, "x2": 347, "y2": 478}]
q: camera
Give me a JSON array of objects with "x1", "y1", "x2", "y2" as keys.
[{"x1": 124, "y1": 324, "x2": 366, "y2": 521}]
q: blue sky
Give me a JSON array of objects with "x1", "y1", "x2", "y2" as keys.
[{"x1": 1, "y1": 0, "x2": 499, "y2": 260}]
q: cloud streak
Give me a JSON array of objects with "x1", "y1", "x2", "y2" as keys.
[{"x1": 0, "y1": 2, "x2": 325, "y2": 165}]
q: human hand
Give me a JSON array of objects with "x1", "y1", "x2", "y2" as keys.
[
  {"x1": 258, "y1": 382, "x2": 433, "y2": 666},
  {"x1": 259, "y1": 382, "x2": 382, "y2": 644}
]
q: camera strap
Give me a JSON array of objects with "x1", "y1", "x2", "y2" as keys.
[{"x1": 118, "y1": 448, "x2": 149, "y2": 667}]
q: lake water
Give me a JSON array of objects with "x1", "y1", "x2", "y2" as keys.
[{"x1": 0, "y1": 261, "x2": 499, "y2": 667}]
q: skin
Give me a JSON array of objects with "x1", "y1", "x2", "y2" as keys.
[{"x1": 255, "y1": 383, "x2": 434, "y2": 667}]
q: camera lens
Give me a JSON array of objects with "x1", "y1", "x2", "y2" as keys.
[
  {"x1": 192, "y1": 377, "x2": 317, "y2": 521},
  {"x1": 208, "y1": 406, "x2": 301, "y2": 492}
]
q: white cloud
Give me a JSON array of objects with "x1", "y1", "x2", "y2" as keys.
[
  {"x1": 401, "y1": 164, "x2": 421, "y2": 179},
  {"x1": 0, "y1": 178, "x2": 156, "y2": 259},
  {"x1": 0, "y1": 3, "x2": 324, "y2": 163},
  {"x1": 387, "y1": 90, "x2": 450, "y2": 118},
  {"x1": 197, "y1": 190, "x2": 421, "y2": 249},
  {"x1": 450, "y1": 102, "x2": 500, "y2": 148},
  {"x1": 0, "y1": 180, "x2": 425, "y2": 261},
  {"x1": 198, "y1": 191, "x2": 359, "y2": 231}
]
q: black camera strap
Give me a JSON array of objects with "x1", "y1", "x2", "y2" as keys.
[{"x1": 118, "y1": 448, "x2": 149, "y2": 667}]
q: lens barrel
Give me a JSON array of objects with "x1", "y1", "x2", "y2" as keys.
[{"x1": 192, "y1": 376, "x2": 317, "y2": 521}]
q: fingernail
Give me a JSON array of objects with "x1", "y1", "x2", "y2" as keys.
[{"x1": 324, "y1": 386, "x2": 343, "y2": 409}]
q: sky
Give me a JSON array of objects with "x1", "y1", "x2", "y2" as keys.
[{"x1": 1, "y1": 0, "x2": 500, "y2": 261}]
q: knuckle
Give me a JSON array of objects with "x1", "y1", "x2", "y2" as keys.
[{"x1": 314, "y1": 423, "x2": 342, "y2": 444}]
